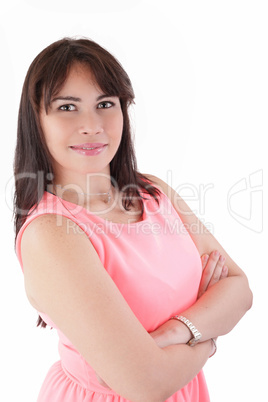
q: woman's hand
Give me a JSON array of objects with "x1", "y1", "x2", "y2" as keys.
[
  {"x1": 149, "y1": 318, "x2": 190, "y2": 348},
  {"x1": 198, "y1": 250, "x2": 228, "y2": 299}
]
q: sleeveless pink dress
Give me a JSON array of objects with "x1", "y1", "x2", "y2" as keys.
[{"x1": 16, "y1": 189, "x2": 210, "y2": 402}]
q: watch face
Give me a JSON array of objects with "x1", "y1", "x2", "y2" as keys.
[
  {"x1": 188, "y1": 338, "x2": 199, "y2": 346},
  {"x1": 188, "y1": 332, "x2": 202, "y2": 346},
  {"x1": 188, "y1": 339, "x2": 195, "y2": 346}
]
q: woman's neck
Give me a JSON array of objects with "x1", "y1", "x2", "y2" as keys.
[{"x1": 53, "y1": 170, "x2": 114, "y2": 195}]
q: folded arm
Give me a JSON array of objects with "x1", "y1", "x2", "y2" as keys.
[{"x1": 146, "y1": 175, "x2": 253, "y2": 345}]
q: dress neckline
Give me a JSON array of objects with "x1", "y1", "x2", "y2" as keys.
[{"x1": 45, "y1": 190, "x2": 147, "y2": 226}]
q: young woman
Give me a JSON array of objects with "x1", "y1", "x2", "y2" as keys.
[{"x1": 14, "y1": 38, "x2": 252, "y2": 402}]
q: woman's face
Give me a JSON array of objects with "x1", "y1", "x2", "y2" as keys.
[{"x1": 39, "y1": 63, "x2": 123, "y2": 182}]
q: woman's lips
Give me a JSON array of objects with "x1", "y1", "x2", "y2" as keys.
[{"x1": 70, "y1": 143, "x2": 107, "y2": 156}]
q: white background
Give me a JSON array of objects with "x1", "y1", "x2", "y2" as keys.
[{"x1": 1, "y1": 1, "x2": 267, "y2": 401}]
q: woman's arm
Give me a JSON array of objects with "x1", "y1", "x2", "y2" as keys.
[
  {"x1": 145, "y1": 174, "x2": 253, "y2": 344},
  {"x1": 21, "y1": 214, "x2": 215, "y2": 402}
]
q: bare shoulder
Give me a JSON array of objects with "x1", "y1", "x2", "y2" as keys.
[
  {"x1": 142, "y1": 173, "x2": 189, "y2": 213},
  {"x1": 21, "y1": 213, "x2": 99, "y2": 310},
  {"x1": 25, "y1": 213, "x2": 82, "y2": 246},
  {"x1": 21, "y1": 214, "x2": 91, "y2": 275},
  {"x1": 143, "y1": 173, "x2": 166, "y2": 191},
  {"x1": 143, "y1": 173, "x2": 203, "y2": 235}
]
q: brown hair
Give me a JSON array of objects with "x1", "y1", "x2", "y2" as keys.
[{"x1": 14, "y1": 37, "x2": 161, "y2": 327}]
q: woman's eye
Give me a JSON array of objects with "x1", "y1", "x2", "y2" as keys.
[
  {"x1": 59, "y1": 104, "x2": 76, "y2": 111},
  {"x1": 97, "y1": 101, "x2": 114, "y2": 109}
]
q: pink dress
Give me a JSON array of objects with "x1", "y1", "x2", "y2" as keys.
[{"x1": 16, "y1": 189, "x2": 210, "y2": 401}]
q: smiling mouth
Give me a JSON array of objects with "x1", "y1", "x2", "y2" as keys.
[
  {"x1": 70, "y1": 143, "x2": 106, "y2": 150},
  {"x1": 70, "y1": 144, "x2": 107, "y2": 156},
  {"x1": 71, "y1": 146, "x2": 101, "y2": 150},
  {"x1": 79, "y1": 147, "x2": 98, "y2": 150}
]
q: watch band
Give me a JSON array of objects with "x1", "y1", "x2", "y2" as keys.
[
  {"x1": 209, "y1": 338, "x2": 217, "y2": 358},
  {"x1": 171, "y1": 315, "x2": 202, "y2": 346}
]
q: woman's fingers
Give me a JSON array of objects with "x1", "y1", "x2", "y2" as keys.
[
  {"x1": 198, "y1": 251, "x2": 228, "y2": 298},
  {"x1": 207, "y1": 251, "x2": 225, "y2": 288},
  {"x1": 198, "y1": 252, "x2": 215, "y2": 298},
  {"x1": 201, "y1": 254, "x2": 209, "y2": 270},
  {"x1": 220, "y1": 265, "x2": 228, "y2": 279}
]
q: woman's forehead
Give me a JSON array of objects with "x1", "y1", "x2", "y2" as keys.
[
  {"x1": 46, "y1": 62, "x2": 100, "y2": 101},
  {"x1": 63, "y1": 63, "x2": 97, "y2": 85}
]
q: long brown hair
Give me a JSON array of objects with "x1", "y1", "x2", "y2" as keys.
[{"x1": 14, "y1": 37, "x2": 161, "y2": 327}]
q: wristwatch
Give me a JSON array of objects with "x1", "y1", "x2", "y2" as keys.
[{"x1": 171, "y1": 315, "x2": 202, "y2": 346}]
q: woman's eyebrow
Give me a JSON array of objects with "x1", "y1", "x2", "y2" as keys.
[
  {"x1": 51, "y1": 94, "x2": 115, "y2": 103},
  {"x1": 51, "y1": 96, "x2": 81, "y2": 103},
  {"x1": 96, "y1": 94, "x2": 116, "y2": 101}
]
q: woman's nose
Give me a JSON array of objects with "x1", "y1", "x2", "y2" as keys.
[{"x1": 78, "y1": 111, "x2": 104, "y2": 135}]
